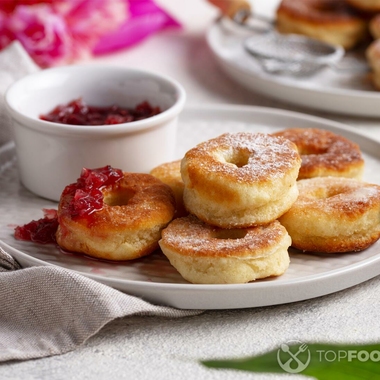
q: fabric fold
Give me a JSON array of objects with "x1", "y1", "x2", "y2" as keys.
[{"x1": 0, "y1": 260, "x2": 201, "y2": 363}]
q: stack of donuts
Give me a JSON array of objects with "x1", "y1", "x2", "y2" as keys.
[
  {"x1": 274, "y1": 0, "x2": 380, "y2": 89},
  {"x1": 55, "y1": 128, "x2": 380, "y2": 285},
  {"x1": 155, "y1": 132, "x2": 301, "y2": 284},
  {"x1": 153, "y1": 128, "x2": 380, "y2": 284}
]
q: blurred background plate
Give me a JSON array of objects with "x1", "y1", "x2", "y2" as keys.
[{"x1": 206, "y1": 2, "x2": 380, "y2": 117}]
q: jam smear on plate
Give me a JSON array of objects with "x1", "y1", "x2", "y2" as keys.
[
  {"x1": 40, "y1": 98, "x2": 161, "y2": 125},
  {"x1": 14, "y1": 209, "x2": 58, "y2": 244}
]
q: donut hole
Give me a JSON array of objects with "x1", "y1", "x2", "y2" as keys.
[
  {"x1": 326, "y1": 188, "x2": 346, "y2": 198},
  {"x1": 211, "y1": 229, "x2": 248, "y2": 240},
  {"x1": 103, "y1": 189, "x2": 136, "y2": 206},
  {"x1": 220, "y1": 148, "x2": 251, "y2": 168},
  {"x1": 311, "y1": 187, "x2": 344, "y2": 199}
]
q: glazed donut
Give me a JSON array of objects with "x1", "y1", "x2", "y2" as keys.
[
  {"x1": 276, "y1": 0, "x2": 368, "y2": 50},
  {"x1": 159, "y1": 215, "x2": 291, "y2": 284},
  {"x1": 56, "y1": 165, "x2": 175, "y2": 261},
  {"x1": 279, "y1": 177, "x2": 380, "y2": 253},
  {"x1": 271, "y1": 128, "x2": 364, "y2": 180},
  {"x1": 366, "y1": 39, "x2": 380, "y2": 89},
  {"x1": 150, "y1": 160, "x2": 187, "y2": 218},
  {"x1": 181, "y1": 132, "x2": 301, "y2": 228},
  {"x1": 346, "y1": 0, "x2": 380, "y2": 14}
]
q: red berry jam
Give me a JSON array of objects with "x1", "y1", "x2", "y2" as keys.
[
  {"x1": 14, "y1": 209, "x2": 59, "y2": 244},
  {"x1": 62, "y1": 165, "x2": 123, "y2": 219},
  {"x1": 14, "y1": 166, "x2": 123, "y2": 244},
  {"x1": 40, "y1": 98, "x2": 161, "y2": 125}
]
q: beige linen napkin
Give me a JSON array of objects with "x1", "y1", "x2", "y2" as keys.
[
  {"x1": 0, "y1": 42, "x2": 201, "y2": 363},
  {"x1": 0, "y1": 247, "x2": 200, "y2": 363}
]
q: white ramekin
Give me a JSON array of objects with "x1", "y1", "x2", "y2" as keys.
[{"x1": 5, "y1": 65, "x2": 186, "y2": 201}]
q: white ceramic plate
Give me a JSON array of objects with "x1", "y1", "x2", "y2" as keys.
[
  {"x1": 206, "y1": 17, "x2": 380, "y2": 117},
  {"x1": 1, "y1": 105, "x2": 380, "y2": 310}
]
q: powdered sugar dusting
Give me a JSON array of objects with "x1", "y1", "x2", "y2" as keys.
[
  {"x1": 273, "y1": 128, "x2": 364, "y2": 177},
  {"x1": 298, "y1": 177, "x2": 380, "y2": 213},
  {"x1": 161, "y1": 215, "x2": 287, "y2": 258},
  {"x1": 185, "y1": 132, "x2": 301, "y2": 182}
]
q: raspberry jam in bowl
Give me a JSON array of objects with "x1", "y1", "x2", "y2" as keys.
[
  {"x1": 40, "y1": 98, "x2": 161, "y2": 125},
  {"x1": 5, "y1": 65, "x2": 186, "y2": 201}
]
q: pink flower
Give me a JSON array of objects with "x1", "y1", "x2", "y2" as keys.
[
  {"x1": 7, "y1": 4, "x2": 72, "y2": 67},
  {"x1": 93, "y1": 0, "x2": 182, "y2": 55},
  {"x1": 0, "y1": 0, "x2": 181, "y2": 67},
  {"x1": 0, "y1": 0, "x2": 53, "y2": 14},
  {"x1": 54, "y1": 0, "x2": 127, "y2": 50},
  {"x1": 0, "y1": 12, "x2": 15, "y2": 49},
  {"x1": 2, "y1": 0, "x2": 127, "y2": 67}
]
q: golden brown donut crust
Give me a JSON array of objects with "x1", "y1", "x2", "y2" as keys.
[
  {"x1": 276, "y1": 0, "x2": 368, "y2": 49},
  {"x1": 366, "y1": 39, "x2": 380, "y2": 90},
  {"x1": 272, "y1": 128, "x2": 364, "y2": 180},
  {"x1": 150, "y1": 159, "x2": 187, "y2": 218},
  {"x1": 278, "y1": 0, "x2": 360, "y2": 23},
  {"x1": 346, "y1": 0, "x2": 380, "y2": 13},
  {"x1": 181, "y1": 132, "x2": 301, "y2": 228},
  {"x1": 56, "y1": 171, "x2": 175, "y2": 261},
  {"x1": 279, "y1": 177, "x2": 380, "y2": 253},
  {"x1": 159, "y1": 215, "x2": 291, "y2": 284},
  {"x1": 369, "y1": 14, "x2": 380, "y2": 39}
]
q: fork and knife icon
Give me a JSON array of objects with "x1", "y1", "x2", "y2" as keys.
[{"x1": 277, "y1": 342, "x2": 311, "y2": 373}]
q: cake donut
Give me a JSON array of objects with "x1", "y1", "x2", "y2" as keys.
[
  {"x1": 181, "y1": 132, "x2": 301, "y2": 228},
  {"x1": 272, "y1": 128, "x2": 364, "y2": 180},
  {"x1": 366, "y1": 39, "x2": 380, "y2": 90},
  {"x1": 369, "y1": 14, "x2": 380, "y2": 39},
  {"x1": 346, "y1": 0, "x2": 380, "y2": 14},
  {"x1": 279, "y1": 177, "x2": 380, "y2": 253},
  {"x1": 159, "y1": 215, "x2": 291, "y2": 284},
  {"x1": 358, "y1": 13, "x2": 380, "y2": 91},
  {"x1": 276, "y1": 0, "x2": 368, "y2": 50},
  {"x1": 56, "y1": 165, "x2": 175, "y2": 261},
  {"x1": 150, "y1": 160, "x2": 187, "y2": 218}
]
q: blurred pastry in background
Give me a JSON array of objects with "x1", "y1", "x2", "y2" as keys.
[
  {"x1": 369, "y1": 13, "x2": 380, "y2": 38},
  {"x1": 346, "y1": 0, "x2": 380, "y2": 14},
  {"x1": 275, "y1": 0, "x2": 368, "y2": 50},
  {"x1": 366, "y1": 38, "x2": 380, "y2": 88},
  {"x1": 366, "y1": 13, "x2": 380, "y2": 89}
]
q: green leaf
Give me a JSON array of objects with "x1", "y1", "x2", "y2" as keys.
[{"x1": 201, "y1": 342, "x2": 380, "y2": 379}]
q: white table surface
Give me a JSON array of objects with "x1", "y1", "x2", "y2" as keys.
[{"x1": 3, "y1": 0, "x2": 380, "y2": 379}]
